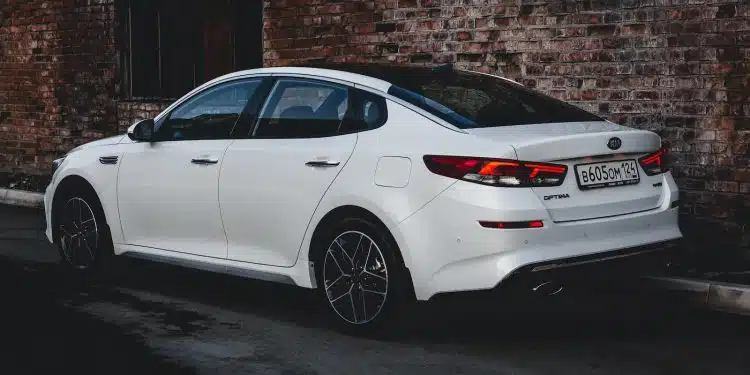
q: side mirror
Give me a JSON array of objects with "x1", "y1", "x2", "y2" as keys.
[{"x1": 127, "y1": 119, "x2": 155, "y2": 142}]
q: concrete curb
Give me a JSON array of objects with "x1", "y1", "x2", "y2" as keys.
[
  {"x1": 706, "y1": 282, "x2": 750, "y2": 317},
  {"x1": 648, "y1": 276, "x2": 750, "y2": 316},
  {"x1": 0, "y1": 188, "x2": 44, "y2": 209}
]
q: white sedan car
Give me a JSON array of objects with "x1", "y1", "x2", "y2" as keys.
[{"x1": 44, "y1": 63, "x2": 682, "y2": 334}]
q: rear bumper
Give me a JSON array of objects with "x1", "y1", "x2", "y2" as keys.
[
  {"x1": 498, "y1": 239, "x2": 680, "y2": 289},
  {"x1": 427, "y1": 239, "x2": 681, "y2": 302},
  {"x1": 396, "y1": 175, "x2": 682, "y2": 301}
]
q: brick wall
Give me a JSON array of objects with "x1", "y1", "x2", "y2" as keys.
[
  {"x1": 263, "y1": 0, "x2": 750, "y2": 256},
  {"x1": 117, "y1": 102, "x2": 169, "y2": 133},
  {"x1": 0, "y1": 0, "x2": 118, "y2": 191},
  {"x1": 0, "y1": 0, "x2": 748, "y2": 257}
]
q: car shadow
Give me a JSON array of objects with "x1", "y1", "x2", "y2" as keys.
[
  {"x1": 107, "y1": 258, "x2": 750, "y2": 338},
  {"x1": 11, "y1": 253, "x2": 750, "y2": 366}
]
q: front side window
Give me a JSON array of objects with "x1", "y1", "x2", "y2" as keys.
[
  {"x1": 387, "y1": 70, "x2": 602, "y2": 129},
  {"x1": 156, "y1": 79, "x2": 261, "y2": 141},
  {"x1": 253, "y1": 79, "x2": 349, "y2": 138}
]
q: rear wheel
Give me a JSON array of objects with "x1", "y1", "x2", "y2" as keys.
[
  {"x1": 315, "y1": 217, "x2": 410, "y2": 336},
  {"x1": 54, "y1": 187, "x2": 114, "y2": 278}
]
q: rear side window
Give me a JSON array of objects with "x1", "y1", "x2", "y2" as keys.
[
  {"x1": 253, "y1": 78, "x2": 348, "y2": 138},
  {"x1": 388, "y1": 70, "x2": 601, "y2": 129},
  {"x1": 339, "y1": 89, "x2": 388, "y2": 133}
]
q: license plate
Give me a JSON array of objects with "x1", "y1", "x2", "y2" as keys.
[{"x1": 574, "y1": 160, "x2": 640, "y2": 190}]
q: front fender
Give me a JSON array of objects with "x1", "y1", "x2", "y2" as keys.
[{"x1": 46, "y1": 146, "x2": 125, "y2": 245}]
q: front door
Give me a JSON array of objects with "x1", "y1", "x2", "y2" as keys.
[
  {"x1": 118, "y1": 78, "x2": 263, "y2": 258},
  {"x1": 220, "y1": 77, "x2": 357, "y2": 266}
]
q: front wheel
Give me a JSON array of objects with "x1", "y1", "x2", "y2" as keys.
[
  {"x1": 315, "y1": 217, "x2": 410, "y2": 336},
  {"x1": 54, "y1": 189, "x2": 114, "y2": 278}
]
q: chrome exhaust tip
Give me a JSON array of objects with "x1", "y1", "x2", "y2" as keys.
[{"x1": 532, "y1": 281, "x2": 564, "y2": 296}]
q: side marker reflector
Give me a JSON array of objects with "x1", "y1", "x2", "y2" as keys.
[{"x1": 479, "y1": 220, "x2": 544, "y2": 229}]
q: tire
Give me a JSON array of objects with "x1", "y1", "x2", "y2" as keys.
[
  {"x1": 314, "y1": 216, "x2": 411, "y2": 336},
  {"x1": 53, "y1": 185, "x2": 115, "y2": 280}
]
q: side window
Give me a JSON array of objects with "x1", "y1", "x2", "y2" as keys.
[
  {"x1": 157, "y1": 79, "x2": 261, "y2": 141},
  {"x1": 340, "y1": 89, "x2": 388, "y2": 133},
  {"x1": 359, "y1": 90, "x2": 388, "y2": 130},
  {"x1": 253, "y1": 78, "x2": 349, "y2": 138}
]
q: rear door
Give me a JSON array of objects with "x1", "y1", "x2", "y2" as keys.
[
  {"x1": 468, "y1": 122, "x2": 665, "y2": 222},
  {"x1": 219, "y1": 77, "x2": 364, "y2": 267}
]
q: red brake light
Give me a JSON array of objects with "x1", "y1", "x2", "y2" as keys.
[
  {"x1": 424, "y1": 155, "x2": 567, "y2": 187},
  {"x1": 479, "y1": 220, "x2": 544, "y2": 229},
  {"x1": 529, "y1": 220, "x2": 544, "y2": 228},
  {"x1": 638, "y1": 146, "x2": 670, "y2": 176}
]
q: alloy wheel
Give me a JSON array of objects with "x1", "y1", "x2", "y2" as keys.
[
  {"x1": 323, "y1": 230, "x2": 388, "y2": 325},
  {"x1": 58, "y1": 197, "x2": 99, "y2": 269}
]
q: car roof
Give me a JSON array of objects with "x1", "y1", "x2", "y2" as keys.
[
  {"x1": 210, "y1": 66, "x2": 396, "y2": 93},
  {"x1": 204, "y1": 63, "x2": 522, "y2": 96},
  {"x1": 301, "y1": 62, "x2": 524, "y2": 87}
]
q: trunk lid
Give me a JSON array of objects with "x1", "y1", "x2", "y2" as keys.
[{"x1": 468, "y1": 121, "x2": 665, "y2": 222}]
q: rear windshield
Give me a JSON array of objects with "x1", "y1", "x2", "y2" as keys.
[{"x1": 386, "y1": 70, "x2": 602, "y2": 129}]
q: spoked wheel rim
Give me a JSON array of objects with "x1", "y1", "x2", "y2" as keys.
[
  {"x1": 323, "y1": 230, "x2": 388, "y2": 325},
  {"x1": 58, "y1": 197, "x2": 99, "y2": 270}
]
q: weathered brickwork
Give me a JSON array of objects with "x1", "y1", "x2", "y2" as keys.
[
  {"x1": 0, "y1": 0, "x2": 117, "y2": 183},
  {"x1": 117, "y1": 101, "x2": 169, "y2": 133},
  {"x1": 0, "y1": 0, "x2": 748, "y2": 256},
  {"x1": 263, "y1": 0, "x2": 750, "y2": 255}
]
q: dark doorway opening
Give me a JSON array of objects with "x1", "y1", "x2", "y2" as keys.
[{"x1": 119, "y1": 0, "x2": 263, "y2": 100}]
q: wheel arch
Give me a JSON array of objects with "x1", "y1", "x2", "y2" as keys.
[
  {"x1": 51, "y1": 175, "x2": 107, "y2": 240},
  {"x1": 307, "y1": 205, "x2": 416, "y2": 299}
]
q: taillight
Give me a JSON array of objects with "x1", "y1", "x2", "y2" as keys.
[
  {"x1": 638, "y1": 145, "x2": 670, "y2": 176},
  {"x1": 423, "y1": 155, "x2": 567, "y2": 187}
]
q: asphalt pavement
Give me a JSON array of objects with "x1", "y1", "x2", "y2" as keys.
[{"x1": 2, "y1": 203, "x2": 749, "y2": 375}]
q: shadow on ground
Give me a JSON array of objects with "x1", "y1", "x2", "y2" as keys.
[
  {"x1": 4, "y1": 251, "x2": 750, "y2": 374},
  {"x1": 111, "y1": 256, "x2": 750, "y2": 341},
  {"x1": 0, "y1": 257, "x2": 194, "y2": 375}
]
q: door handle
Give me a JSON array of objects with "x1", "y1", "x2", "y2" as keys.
[
  {"x1": 191, "y1": 156, "x2": 219, "y2": 165},
  {"x1": 305, "y1": 160, "x2": 340, "y2": 167}
]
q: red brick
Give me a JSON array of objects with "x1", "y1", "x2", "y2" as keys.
[
  {"x1": 454, "y1": 31, "x2": 472, "y2": 41},
  {"x1": 619, "y1": 23, "x2": 649, "y2": 35},
  {"x1": 634, "y1": 90, "x2": 661, "y2": 100},
  {"x1": 706, "y1": 181, "x2": 739, "y2": 193}
]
